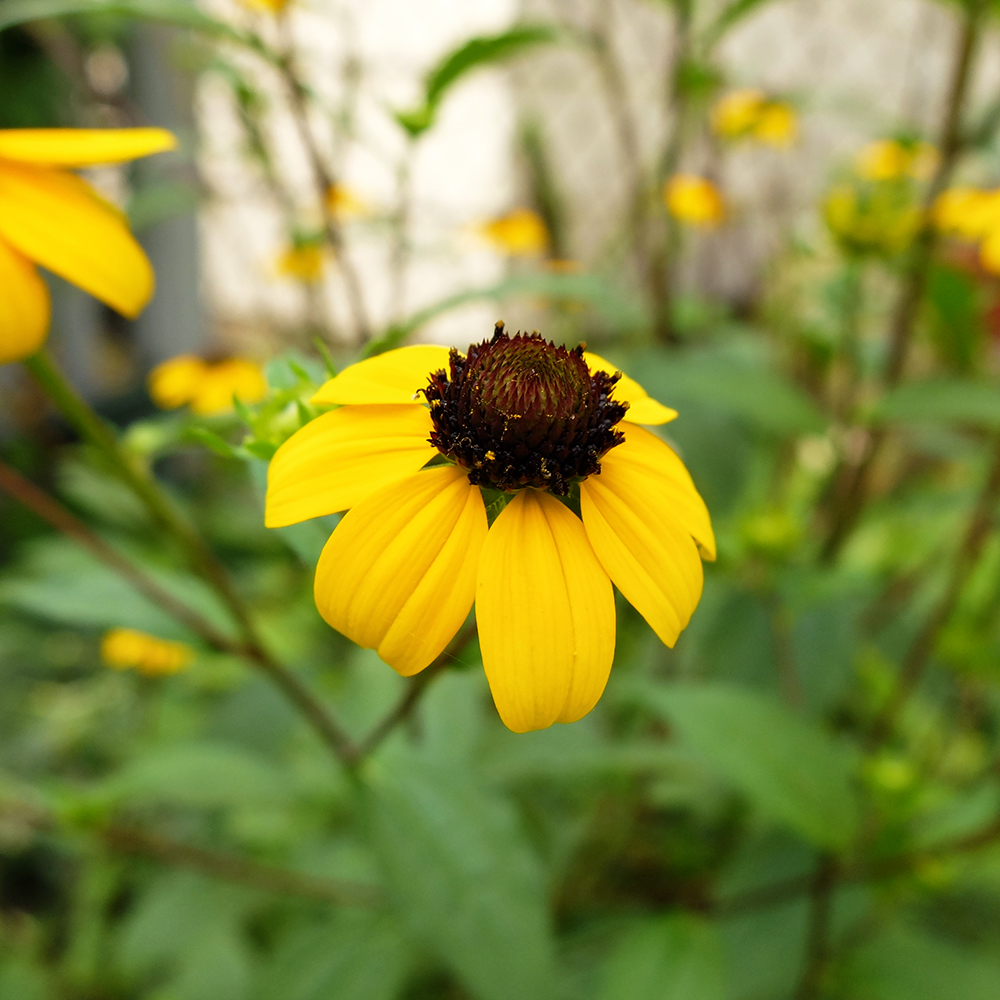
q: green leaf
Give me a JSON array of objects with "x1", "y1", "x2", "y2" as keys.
[
  {"x1": 837, "y1": 923, "x2": 1000, "y2": 1000},
  {"x1": 599, "y1": 915, "x2": 726, "y2": 1000},
  {"x1": 186, "y1": 426, "x2": 241, "y2": 458},
  {"x1": 640, "y1": 682, "x2": 859, "y2": 850},
  {"x1": 872, "y1": 379, "x2": 1000, "y2": 430},
  {"x1": 255, "y1": 913, "x2": 412, "y2": 1000},
  {"x1": 0, "y1": 0, "x2": 256, "y2": 47},
  {"x1": 395, "y1": 25, "x2": 559, "y2": 137},
  {"x1": 366, "y1": 756, "x2": 558, "y2": 1000}
]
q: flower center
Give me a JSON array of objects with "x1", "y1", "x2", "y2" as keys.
[{"x1": 422, "y1": 322, "x2": 628, "y2": 494}]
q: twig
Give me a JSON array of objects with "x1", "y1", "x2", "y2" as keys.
[
  {"x1": 349, "y1": 622, "x2": 480, "y2": 763},
  {"x1": 867, "y1": 436, "x2": 1000, "y2": 747},
  {"x1": 275, "y1": 14, "x2": 372, "y2": 344},
  {"x1": 102, "y1": 823, "x2": 381, "y2": 907},
  {"x1": 820, "y1": 0, "x2": 986, "y2": 563},
  {"x1": 22, "y1": 350, "x2": 359, "y2": 767},
  {"x1": 793, "y1": 857, "x2": 839, "y2": 1000}
]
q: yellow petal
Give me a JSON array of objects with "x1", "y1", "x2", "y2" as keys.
[
  {"x1": 610, "y1": 424, "x2": 715, "y2": 559},
  {"x1": 311, "y1": 345, "x2": 452, "y2": 405},
  {"x1": 0, "y1": 161, "x2": 152, "y2": 317},
  {"x1": 147, "y1": 355, "x2": 208, "y2": 409},
  {"x1": 584, "y1": 351, "x2": 678, "y2": 424},
  {"x1": 581, "y1": 456, "x2": 705, "y2": 648},
  {"x1": 0, "y1": 238, "x2": 50, "y2": 364},
  {"x1": 314, "y1": 465, "x2": 486, "y2": 676},
  {"x1": 0, "y1": 128, "x2": 176, "y2": 166},
  {"x1": 476, "y1": 489, "x2": 615, "y2": 733},
  {"x1": 190, "y1": 359, "x2": 267, "y2": 416},
  {"x1": 265, "y1": 404, "x2": 436, "y2": 528}
]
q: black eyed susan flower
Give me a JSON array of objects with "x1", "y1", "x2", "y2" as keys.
[
  {"x1": 148, "y1": 354, "x2": 267, "y2": 416},
  {"x1": 265, "y1": 324, "x2": 714, "y2": 733},
  {"x1": 0, "y1": 128, "x2": 176, "y2": 365}
]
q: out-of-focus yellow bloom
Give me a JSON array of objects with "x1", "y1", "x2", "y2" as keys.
[
  {"x1": 325, "y1": 183, "x2": 367, "y2": 219},
  {"x1": 148, "y1": 355, "x2": 267, "y2": 416},
  {"x1": 239, "y1": 0, "x2": 290, "y2": 12},
  {"x1": 823, "y1": 183, "x2": 921, "y2": 256},
  {"x1": 664, "y1": 175, "x2": 725, "y2": 228},
  {"x1": 933, "y1": 187, "x2": 1000, "y2": 240},
  {"x1": 979, "y1": 229, "x2": 1000, "y2": 275},
  {"x1": 101, "y1": 628, "x2": 193, "y2": 677},
  {"x1": 712, "y1": 89, "x2": 797, "y2": 147},
  {"x1": 479, "y1": 208, "x2": 549, "y2": 255},
  {"x1": 856, "y1": 139, "x2": 939, "y2": 182},
  {"x1": 277, "y1": 241, "x2": 327, "y2": 283},
  {"x1": 0, "y1": 127, "x2": 175, "y2": 366}
]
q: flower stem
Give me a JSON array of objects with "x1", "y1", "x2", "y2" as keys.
[{"x1": 21, "y1": 349, "x2": 359, "y2": 767}]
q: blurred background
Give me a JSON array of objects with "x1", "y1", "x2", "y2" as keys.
[{"x1": 4, "y1": 0, "x2": 1000, "y2": 997}]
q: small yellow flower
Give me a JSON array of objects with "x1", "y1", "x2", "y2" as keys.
[
  {"x1": 664, "y1": 175, "x2": 725, "y2": 228},
  {"x1": 711, "y1": 89, "x2": 797, "y2": 147},
  {"x1": 265, "y1": 324, "x2": 714, "y2": 733},
  {"x1": 239, "y1": 0, "x2": 290, "y2": 12},
  {"x1": 0, "y1": 128, "x2": 176, "y2": 365},
  {"x1": 479, "y1": 208, "x2": 549, "y2": 256},
  {"x1": 148, "y1": 355, "x2": 267, "y2": 416},
  {"x1": 856, "y1": 139, "x2": 938, "y2": 182},
  {"x1": 276, "y1": 241, "x2": 327, "y2": 283},
  {"x1": 823, "y1": 183, "x2": 921, "y2": 256},
  {"x1": 933, "y1": 187, "x2": 1000, "y2": 241},
  {"x1": 325, "y1": 183, "x2": 367, "y2": 219},
  {"x1": 101, "y1": 627, "x2": 193, "y2": 677}
]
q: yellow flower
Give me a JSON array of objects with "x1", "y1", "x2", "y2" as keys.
[
  {"x1": 711, "y1": 89, "x2": 797, "y2": 147},
  {"x1": 933, "y1": 187, "x2": 1000, "y2": 240},
  {"x1": 855, "y1": 139, "x2": 938, "y2": 182},
  {"x1": 325, "y1": 183, "x2": 367, "y2": 219},
  {"x1": 0, "y1": 127, "x2": 176, "y2": 365},
  {"x1": 276, "y1": 241, "x2": 327, "y2": 283},
  {"x1": 265, "y1": 325, "x2": 715, "y2": 733},
  {"x1": 239, "y1": 0, "x2": 290, "y2": 11},
  {"x1": 148, "y1": 355, "x2": 267, "y2": 416},
  {"x1": 823, "y1": 183, "x2": 921, "y2": 256},
  {"x1": 479, "y1": 208, "x2": 549, "y2": 256},
  {"x1": 664, "y1": 175, "x2": 725, "y2": 228},
  {"x1": 101, "y1": 627, "x2": 193, "y2": 677}
]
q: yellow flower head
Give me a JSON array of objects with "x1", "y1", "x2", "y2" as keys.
[
  {"x1": 325, "y1": 183, "x2": 367, "y2": 219},
  {"x1": 0, "y1": 128, "x2": 176, "y2": 366},
  {"x1": 479, "y1": 208, "x2": 549, "y2": 256},
  {"x1": 664, "y1": 175, "x2": 725, "y2": 228},
  {"x1": 276, "y1": 241, "x2": 327, "y2": 283},
  {"x1": 933, "y1": 187, "x2": 1000, "y2": 241},
  {"x1": 265, "y1": 323, "x2": 715, "y2": 733},
  {"x1": 856, "y1": 139, "x2": 939, "y2": 182},
  {"x1": 712, "y1": 89, "x2": 797, "y2": 147},
  {"x1": 148, "y1": 355, "x2": 267, "y2": 416},
  {"x1": 239, "y1": 0, "x2": 290, "y2": 12},
  {"x1": 823, "y1": 182, "x2": 921, "y2": 256},
  {"x1": 101, "y1": 627, "x2": 193, "y2": 677}
]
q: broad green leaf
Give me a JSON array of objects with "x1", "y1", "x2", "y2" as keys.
[
  {"x1": 104, "y1": 741, "x2": 292, "y2": 809},
  {"x1": 641, "y1": 683, "x2": 859, "y2": 849},
  {"x1": 837, "y1": 923, "x2": 1000, "y2": 1000},
  {"x1": 872, "y1": 379, "x2": 1000, "y2": 430},
  {"x1": 0, "y1": 0, "x2": 255, "y2": 47},
  {"x1": 255, "y1": 913, "x2": 412, "y2": 1000},
  {"x1": 395, "y1": 26, "x2": 559, "y2": 137},
  {"x1": 599, "y1": 914, "x2": 726, "y2": 1000},
  {"x1": 366, "y1": 756, "x2": 558, "y2": 1000}
]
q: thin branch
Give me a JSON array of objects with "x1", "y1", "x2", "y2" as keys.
[
  {"x1": 793, "y1": 857, "x2": 839, "y2": 1000},
  {"x1": 102, "y1": 823, "x2": 381, "y2": 907},
  {"x1": 820, "y1": 0, "x2": 986, "y2": 563}
]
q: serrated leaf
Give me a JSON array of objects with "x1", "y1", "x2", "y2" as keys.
[
  {"x1": 599, "y1": 914, "x2": 726, "y2": 1000},
  {"x1": 396, "y1": 25, "x2": 559, "y2": 137},
  {"x1": 641, "y1": 682, "x2": 859, "y2": 850},
  {"x1": 872, "y1": 379, "x2": 1000, "y2": 430},
  {"x1": 366, "y1": 756, "x2": 558, "y2": 1000}
]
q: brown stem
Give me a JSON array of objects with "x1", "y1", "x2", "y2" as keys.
[
  {"x1": 102, "y1": 823, "x2": 381, "y2": 907},
  {"x1": 275, "y1": 15, "x2": 372, "y2": 344},
  {"x1": 350, "y1": 622, "x2": 479, "y2": 763},
  {"x1": 793, "y1": 857, "x2": 839, "y2": 1000},
  {"x1": 867, "y1": 436, "x2": 1000, "y2": 747},
  {"x1": 820, "y1": 0, "x2": 985, "y2": 563}
]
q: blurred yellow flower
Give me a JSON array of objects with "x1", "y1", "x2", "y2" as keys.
[
  {"x1": 479, "y1": 208, "x2": 549, "y2": 255},
  {"x1": 101, "y1": 627, "x2": 193, "y2": 677},
  {"x1": 664, "y1": 175, "x2": 725, "y2": 227},
  {"x1": 712, "y1": 89, "x2": 797, "y2": 147},
  {"x1": 824, "y1": 182, "x2": 921, "y2": 256},
  {"x1": 277, "y1": 241, "x2": 328, "y2": 283},
  {"x1": 933, "y1": 187, "x2": 1000, "y2": 240},
  {"x1": 0, "y1": 127, "x2": 176, "y2": 366},
  {"x1": 325, "y1": 183, "x2": 367, "y2": 219},
  {"x1": 265, "y1": 330, "x2": 713, "y2": 733},
  {"x1": 239, "y1": 0, "x2": 290, "y2": 12},
  {"x1": 148, "y1": 355, "x2": 267, "y2": 416},
  {"x1": 856, "y1": 139, "x2": 938, "y2": 182}
]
